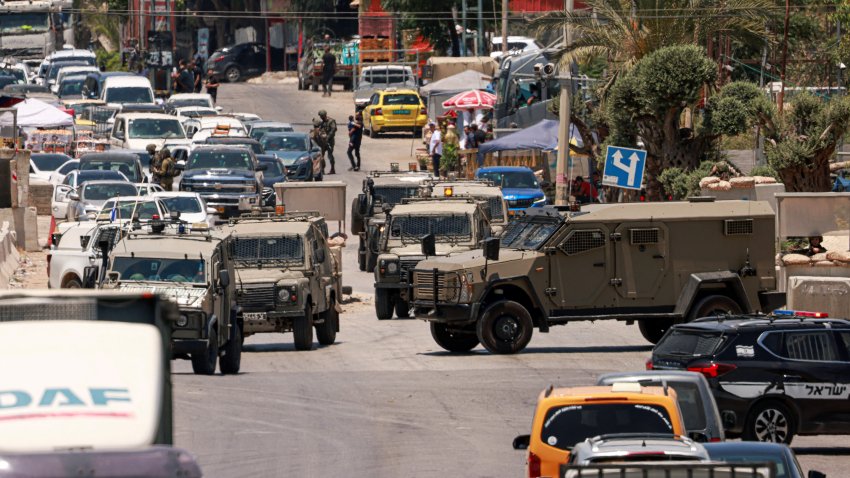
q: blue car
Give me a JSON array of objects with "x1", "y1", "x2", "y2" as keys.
[
  {"x1": 260, "y1": 132, "x2": 323, "y2": 181},
  {"x1": 257, "y1": 154, "x2": 286, "y2": 207},
  {"x1": 475, "y1": 166, "x2": 547, "y2": 214}
]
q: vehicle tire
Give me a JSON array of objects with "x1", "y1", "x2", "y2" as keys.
[
  {"x1": 743, "y1": 401, "x2": 796, "y2": 444},
  {"x1": 476, "y1": 300, "x2": 534, "y2": 354},
  {"x1": 395, "y1": 298, "x2": 410, "y2": 318},
  {"x1": 687, "y1": 294, "x2": 743, "y2": 322},
  {"x1": 63, "y1": 277, "x2": 82, "y2": 289},
  {"x1": 225, "y1": 66, "x2": 241, "y2": 83},
  {"x1": 316, "y1": 298, "x2": 338, "y2": 345},
  {"x1": 191, "y1": 328, "x2": 218, "y2": 375},
  {"x1": 637, "y1": 319, "x2": 673, "y2": 345},
  {"x1": 430, "y1": 322, "x2": 479, "y2": 352},
  {"x1": 371, "y1": 126, "x2": 380, "y2": 138},
  {"x1": 219, "y1": 322, "x2": 242, "y2": 374},
  {"x1": 293, "y1": 304, "x2": 314, "y2": 351},
  {"x1": 351, "y1": 198, "x2": 365, "y2": 235},
  {"x1": 375, "y1": 289, "x2": 394, "y2": 320}
]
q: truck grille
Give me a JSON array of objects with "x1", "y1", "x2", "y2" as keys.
[
  {"x1": 237, "y1": 283, "x2": 275, "y2": 311},
  {"x1": 413, "y1": 270, "x2": 459, "y2": 303},
  {"x1": 399, "y1": 257, "x2": 423, "y2": 283},
  {"x1": 508, "y1": 198, "x2": 535, "y2": 208}
]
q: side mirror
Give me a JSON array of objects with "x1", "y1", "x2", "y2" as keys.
[
  {"x1": 206, "y1": 207, "x2": 218, "y2": 215},
  {"x1": 113, "y1": 131, "x2": 124, "y2": 140},
  {"x1": 175, "y1": 161, "x2": 185, "y2": 171},
  {"x1": 512, "y1": 434, "x2": 530, "y2": 450},
  {"x1": 218, "y1": 269, "x2": 230, "y2": 288},
  {"x1": 106, "y1": 271, "x2": 120, "y2": 282},
  {"x1": 421, "y1": 233, "x2": 436, "y2": 257},
  {"x1": 215, "y1": 106, "x2": 223, "y2": 112},
  {"x1": 82, "y1": 266, "x2": 98, "y2": 288},
  {"x1": 256, "y1": 163, "x2": 268, "y2": 171},
  {"x1": 68, "y1": 192, "x2": 80, "y2": 201},
  {"x1": 808, "y1": 472, "x2": 826, "y2": 478},
  {"x1": 357, "y1": 193, "x2": 368, "y2": 215},
  {"x1": 483, "y1": 237, "x2": 500, "y2": 261},
  {"x1": 315, "y1": 247, "x2": 326, "y2": 264}
]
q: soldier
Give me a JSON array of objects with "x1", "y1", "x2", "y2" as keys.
[
  {"x1": 147, "y1": 144, "x2": 161, "y2": 185},
  {"x1": 157, "y1": 148, "x2": 175, "y2": 191},
  {"x1": 317, "y1": 110, "x2": 337, "y2": 175}
]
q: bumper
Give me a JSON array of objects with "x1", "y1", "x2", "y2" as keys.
[
  {"x1": 285, "y1": 162, "x2": 312, "y2": 181},
  {"x1": 371, "y1": 117, "x2": 427, "y2": 132},
  {"x1": 172, "y1": 338, "x2": 208, "y2": 356},
  {"x1": 413, "y1": 302, "x2": 476, "y2": 324},
  {"x1": 194, "y1": 193, "x2": 259, "y2": 215}
]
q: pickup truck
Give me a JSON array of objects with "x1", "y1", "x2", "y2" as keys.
[{"x1": 297, "y1": 43, "x2": 354, "y2": 92}]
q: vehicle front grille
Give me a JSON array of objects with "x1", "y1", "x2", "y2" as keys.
[
  {"x1": 237, "y1": 283, "x2": 275, "y2": 311},
  {"x1": 413, "y1": 270, "x2": 458, "y2": 303},
  {"x1": 508, "y1": 198, "x2": 535, "y2": 208},
  {"x1": 399, "y1": 257, "x2": 423, "y2": 283},
  {"x1": 487, "y1": 196, "x2": 505, "y2": 221}
]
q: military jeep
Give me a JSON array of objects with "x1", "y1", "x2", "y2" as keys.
[
  {"x1": 218, "y1": 212, "x2": 342, "y2": 351},
  {"x1": 412, "y1": 199, "x2": 782, "y2": 354},
  {"x1": 104, "y1": 223, "x2": 242, "y2": 375},
  {"x1": 421, "y1": 178, "x2": 509, "y2": 235},
  {"x1": 374, "y1": 198, "x2": 492, "y2": 320}
]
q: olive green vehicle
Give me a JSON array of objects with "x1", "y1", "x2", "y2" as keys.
[
  {"x1": 352, "y1": 170, "x2": 432, "y2": 272},
  {"x1": 412, "y1": 200, "x2": 784, "y2": 354},
  {"x1": 218, "y1": 212, "x2": 343, "y2": 351},
  {"x1": 374, "y1": 198, "x2": 492, "y2": 320},
  {"x1": 422, "y1": 179, "x2": 509, "y2": 236},
  {"x1": 103, "y1": 224, "x2": 242, "y2": 375}
]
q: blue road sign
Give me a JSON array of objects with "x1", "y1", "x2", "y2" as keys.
[{"x1": 602, "y1": 145, "x2": 647, "y2": 190}]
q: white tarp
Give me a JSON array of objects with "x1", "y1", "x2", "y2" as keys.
[{"x1": 0, "y1": 98, "x2": 73, "y2": 128}]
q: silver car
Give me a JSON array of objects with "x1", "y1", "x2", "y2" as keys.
[
  {"x1": 569, "y1": 434, "x2": 710, "y2": 465},
  {"x1": 66, "y1": 180, "x2": 139, "y2": 222}
]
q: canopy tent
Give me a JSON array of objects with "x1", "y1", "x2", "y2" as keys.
[
  {"x1": 442, "y1": 89, "x2": 496, "y2": 110},
  {"x1": 420, "y1": 70, "x2": 492, "y2": 119},
  {"x1": 0, "y1": 98, "x2": 73, "y2": 128}
]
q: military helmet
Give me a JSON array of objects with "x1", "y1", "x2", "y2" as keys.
[
  {"x1": 318, "y1": 109, "x2": 327, "y2": 117},
  {"x1": 146, "y1": 144, "x2": 157, "y2": 154},
  {"x1": 313, "y1": 119, "x2": 322, "y2": 127},
  {"x1": 160, "y1": 147, "x2": 171, "y2": 158}
]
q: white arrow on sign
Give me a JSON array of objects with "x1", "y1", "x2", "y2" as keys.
[{"x1": 612, "y1": 150, "x2": 641, "y2": 187}]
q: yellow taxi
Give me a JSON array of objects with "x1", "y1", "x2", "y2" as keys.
[
  {"x1": 362, "y1": 88, "x2": 427, "y2": 138},
  {"x1": 512, "y1": 383, "x2": 686, "y2": 478}
]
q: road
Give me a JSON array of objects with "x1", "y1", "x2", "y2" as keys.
[{"x1": 165, "y1": 81, "x2": 848, "y2": 477}]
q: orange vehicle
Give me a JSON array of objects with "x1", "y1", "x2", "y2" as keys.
[{"x1": 512, "y1": 383, "x2": 686, "y2": 478}]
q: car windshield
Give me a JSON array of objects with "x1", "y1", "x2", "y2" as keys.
[
  {"x1": 261, "y1": 135, "x2": 307, "y2": 151},
  {"x1": 0, "y1": 12, "x2": 49, "y2": 33},
  {"x1": 105, "y1": 87, "x2": 153, "y2": 104},
  {"x1": 500, "y1": 218, "x2": 559, "y2": 250},
  {"x1": 0, "y1": 68, "x2": 25, "y2": 83},
  {"x1": 478, "y1": 170, "x2": 539, "y2": 189},
  {"x1": 128, "y1": 118, "x2": 185, "y2": 139},
  {"x1": 706, "y1": 449, "x2": 790, "y2": 478},
  {"x1": 654, "y1": 329, "x2": 726, "y2": 358},
  {"x1": 390, "y1": 215, "x2": 472, "y2": 244},
  {"x1": 49, "y1": 62, "x2": 87, "y2": 80},
  {"x1": 0, "y1": 76, "x2": 19, "y2": 88},
  {"x1": 231, "y1": 236, "x2": 304, "y2": 267},
  {"x1": 32, "y1": 154, "x2": 71, "y2": 172},
  {"x1": 251, "y1": 126, "x2": 294, "y2": 141},
  {"x1": 541, "y1": 403, "x2": 675, "y2": 451},
  {"x1": 59, "y1": 78, "x2": 85, "y2": 96},
  {"x1": 81, "y1": 159, "x2": 140, "y2": 182},
  {"x1": 383, "y1": 94, "x2": 420, "y2": 106},
  {"x1": 99, "y1": 199, "x2": 160, "y2": 220},
  {"x1": 260, "y1": 160, "x2": 284, "y2": 176},
  {"x1": 373, "y1": 186, "x2": 420, "y2": 206},
  {"x1": 160, "y1": 196, "x2": 203, "y2": 214},
  {"x1": 169, "y1": 98, "x2": 211, "y2": 108},
  {"x1": 187, "y1": 150, "x2": 253, "y2": 170},
  {"x1": 81, "y1": 183, "x2": 138, "y2": 201},
  {"x1": 112, "y1": 257, "x2": 206, "y2": 284}
]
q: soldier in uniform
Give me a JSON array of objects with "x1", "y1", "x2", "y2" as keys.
[
  {"x1": 317, "y1": 110, "x2": 337, "y2": 175},
  {"x1": 147, "y1": 144, "x2": 161, "y2": 185},
  {"x1": 310, "y1": 119, "x2": 328, "y2": 175},
  {"x1": 157, "y1": 148, "x2": 175, "y2": 191}
]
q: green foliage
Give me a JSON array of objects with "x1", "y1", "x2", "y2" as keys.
[
  {"x1": 381, "y1": 0, "x2": 502, "y2": 52},
  {"x1": 750, "y1": 164, "x2": 779, "y2": 179},
  {"x1": 658, "y1": 161, "x2": 717, "y2": 200},
  {"x1": 96, "y1": 50, "x2": 126, "y2": 72},
  {"x1": 440, "y1": 143, "x2": 459, "y2": 172}
]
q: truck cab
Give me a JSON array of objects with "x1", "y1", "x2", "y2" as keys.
[{"x1": 178, "y1": 145, "x2": 265, "y2": 217}]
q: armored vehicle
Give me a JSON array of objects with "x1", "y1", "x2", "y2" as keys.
[
  {"x1": 351, "y1": 170, "x2": 432, "y2": 272},
  {"x1": 422, "y1": 178, "x2": 509, "y2": 235},
  {"x1": 103, "y1": 222, "x2": 242, "y2": 375},
  {"x1": 412, "y1": 199, "x2": 781, "y2": 354},
  {"x1": 374, "y1": 198, "x2": 492, "y2": 320},
  {"x1": 219, "y1": 212, "x2": 342, "y2": 351}
]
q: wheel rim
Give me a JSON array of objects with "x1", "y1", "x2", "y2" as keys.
[
  {"x1": 227, "y1": 68, "x2": 239, "y2": 81},
  {"x1": 493, "y1": 314, "x2": 520, "y2": 342},
  {"x1": 754, "y1": 408, "x2": 789, "y2": 442}
]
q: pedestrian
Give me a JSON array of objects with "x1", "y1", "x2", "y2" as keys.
[
  {"x1": 573, "y1": 176, "x2": 598, "y2": 204},
  {"x1": 321, "y1": 47, "x2": 336, "y2": 97},
  {"x1": 157, "y1": 148, "x2": 176, "y2": 191},
  {"x1": 205, "y1": 69, "x2": 220, "y2": 104},
  {"x1": 192, "y1": 59, "x2": 204, "y2": 93},
  {"x1": 460, "y1": 125, "x2": 470, "y2": 149},
  {"x1": 467, "y1": 124, "x2": 480, "y2": 148},
  {"x1": 428, "y1": 122, "x2": 442, "y2": 176},
  {"x1": 591, "y1": 171, "x2": 604, "y2": 202},
  {"x1": 347, "y1": 113, "x2": 363, "y2": 171},
  {"x1": 317, "y1": 109, "x2": 337, "y2": 174},
  {"x1": 147, "y1": 144, "x2": 161, "y2": 184},
  {"x1": 175, "y1": 59, "x2": 194, "y2": 93}
]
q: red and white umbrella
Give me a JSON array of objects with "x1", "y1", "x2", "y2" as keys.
[{"x1": 441, "y1": 89, "x2": 496, "y2": 110}]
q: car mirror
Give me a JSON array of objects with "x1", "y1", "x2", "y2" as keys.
[
  {"x1": 218, "y1": 269, "x2": 230, "y2": 288},
  {"x1": 483, "y1": 237, "x2": 500, "y2": 261},
  {"x1": 421, "y1": 233, "x2": 436, "y2": 257},
  {"x1": 540, "y1": 180, "x2": 551, "y2": 189},
  {"x1": 512, "y1": 434, "x2": 530, "y2": 450},
  {"x1": 315, "y1": 247, "x2": 326, "y2": 264},
  {"x1": 256, "y1": 163, "x2": 268, "y2": 172},
  {"x1": 68, "y1": 192, "x2": 80, "y2": 201},
  {"x1": 175, "y1": 161, "x2": 185, "y2": 171},
  {"x1": 381, "y1": 203, "x2": 392, "y2": 214},
  {"x1": 808, "y1": 472, "x2": 826, "y2": 478},
  {"x1": 79, "y1": 235, "x2": 91, "y2": 249},
  {"x1": 113, "y1": 131, "x2": 124, "y2": 140},
  {"x1": 82, "y1": 266, "x2": 98, "y2": 288}
]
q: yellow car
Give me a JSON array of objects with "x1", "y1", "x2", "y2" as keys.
[
  {"x1": 512, "y1": 383, "x2": 686, "y2": 478},
  {"x1": 362, "y1": 88, "x2": 427, "y2": 138}
]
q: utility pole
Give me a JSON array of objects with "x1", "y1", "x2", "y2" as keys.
[
  {"x1": 501, "y1": 0, "x2": 508, "y2": 56},
  {"x1": 555, "y1": 0, "x2": 574, "y2": 206},
  {"x1": 462, "y1": 0, "x2": 468, "y2": 56},
  {"x1": 778, "y1": 0, "x2": 790, "y2": 114},
  {"x1": 477, "y1": 0, "x2": 484, "y2": 55}
]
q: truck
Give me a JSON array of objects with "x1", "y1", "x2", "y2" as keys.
[
  {"x1": 297, "y1": 42, "x2": 355, "y2": 92},
  {"x1": 411, "y1": 199, "x2": 783, "y2": 354},
  {"x1": 0, "y1": 0, "x2": 65, "y2": 59},
  {"x1": 374, "y1": 197, "x2": 492, "y2": 320},
  {"x1": 177, "y1": 145, "x2": 265, "y2": 218}
]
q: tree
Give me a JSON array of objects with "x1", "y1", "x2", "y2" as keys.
[{"x1": 380, "y1": 0, "x2": 502, "y2": 53}]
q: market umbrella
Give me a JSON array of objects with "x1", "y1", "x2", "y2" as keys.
[{"x1": 441, "y1": 89, "x2": 496, "y2": 110}]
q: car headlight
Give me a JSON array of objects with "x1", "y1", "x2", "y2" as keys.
[
  {"x1": 295, "y1": 155, "x2": 310, "y2": 164},
  {"x1": 277, "y1": 286, "x2": 298, "y2": 303},
  {"x1": 532, "y1": 197, "x2": 546, "y2": 205},
  {"x1": 379, "y1": 259, "x2": 399, "y2": 276},
  {"x1": 176, "y1": 314, "x2": 188, "y2": 327}
]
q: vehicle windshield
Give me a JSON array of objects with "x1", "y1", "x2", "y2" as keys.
[
  {"x1": 58, "y1": 160, "x2": 80, "y2": 175},
  {"x1": 32, "y1": 154, "x2": 71, "y2": 172},
  {"x1": 541, "y1": 403, "x2": 675, "y2": 451},
  {"x1": 373, "y1": 186, "x2": 420, "y2": 206},
  {"x1": 187, "y1": 150, "x2": 253, "y2": 170},
  {"x1": 112, "y1": 257, "x2": 206, "y2": 284},
  {"x1": 160, "y1": 196, "x2": 203, "y2": 214},
  {"x1": 81, "y1": 183, "x2": 138, "y2": 201},
  {"x1": 81, "y1": 159, "x2": 140, "y2": 182},
  {"x1": 128, "y1": 118, "x2": 185, "y2": 139},
  {"x1": 260, "y1": 160, "x2": 284, "y2": 176},
  {"x1": 169, "y1": 98, "x2": 211, "y2": 108},
  {"x1": 383, "y1": 94, "x2": 420, "y2": 106},
  {"x1": 261, "y1": 135, "x2": 308, "y2": 151},
  {"x1": 0, "y1": 76, "x2": 19, "y2": 88},
  {"x1": 59, "y1": 78, "x2": 85, "y2": 97},
  {"x1": 500, "y1": 218, "x2": 559, "y2": 250},
  {"x1": 389, "y1": 214, "x2": 472, "y2": 244},
  {"x1": 251, "y1": 126, "x2": 294, "y2": 141},
  {"x1": 105, "y1": 87, "x2": 154, "y2": 104},
  {"x1": 654, "y1": 329, "x2": 726, "y2": 358},
  {"x1": 0, "y1": 68, "x2": 25, "y2": 83},
  {"x1": 477, "y1": 170, "x2": 540, "y2": 189},
  {"x1": 0, "y1": 12, "x2": 49, "y2": 33},
  {"x1": 99, "y1": 199, "x2": 161, "y2": 220},
  {"x1": 232, "y1": 236, "x2": 304, "y2": 267},
  {"x1": 49, "y1": 62, "x2": 87, "y2": 81}
]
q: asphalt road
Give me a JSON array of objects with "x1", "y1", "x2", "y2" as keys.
[{"x1": 171, "y1": 82, "x2": 850, "y2": 477}]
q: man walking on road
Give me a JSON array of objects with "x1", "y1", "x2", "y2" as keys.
[
  {"x1": 317, "y1": 110, "x2": 337, "y2": 174},
  {"x1": 321, "y1": 47, "x2": 336, "y2": 97},
  {"x1": 347, "y1": 113, "x2": 363, "y2": 171},
  {"x1": 157, "y1": 148, "x2": 176, "y2": 191},
  {"x1": 428, "y1": 122, "x2": 442, "y2": 176}
]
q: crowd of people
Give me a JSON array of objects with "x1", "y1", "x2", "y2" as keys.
[{"x1": 168, "y1": 57, "x2": 220, "y2": 103}]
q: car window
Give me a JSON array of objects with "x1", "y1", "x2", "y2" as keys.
[
  {"x1": 781, "y1": 332, "x2": 840, "y2": 361},
  {"x1": 32, "y1": 154, "x2": 71, "y2": 172},
  {"x1": 840, "y1": 333, "x2": 850, "y2": 360},
  {"x1": 383, "y1": 94, "x2": 420, "y2": 106},
  {"x1": 261, "y1": 135, "x2": 307, "y2": 151},
  {"x1": 187, "y1": 150, "x2": 253, "y2": 170},
  {"x1": 161, "y1": 196, "x2": 202, "y2": 214},
  {"x1": 59, "y1": 161, "x2": 79, "y2": 175},
  {"x1": 136, "y1": 201, "x2": 160, "y2": 219},
  {"x1": 654, "y1": 329, "x2": 726, "y2": 358},
  {"x1": 541, "y1": 403, "x2": 675, "y2": 451},
  {"x1": 669, "y1": 382, "x2": 706, "y2": 431}
]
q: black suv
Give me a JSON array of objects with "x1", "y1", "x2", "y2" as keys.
[
  {"x1": 205, "y1": 43, "x2": 267, "y2": 83},
  {"x1": 650, "y1": 311, "x2": 850, "y2": 444}
]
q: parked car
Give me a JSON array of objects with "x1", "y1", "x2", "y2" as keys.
[
  {"x1": 57, "y1": 74, "x2": 88, "y2": 99},
  {"x1": 569, "y1": 434, "x2": 710, "y2": 465},
  {"x1": 354, "y1": 65, "x2": 417, "y2": 109},
  {"x1": 80, "y1": 152, "x2": 146, "y2": 184},
  {"x1": 205, "y1": 42, "x2": 267, "y2": 83},
  {"x1": 48, "y1": 158, "x2": 81, "y2": 185},
  {"x1": 597, "y1": 371, "x2": 725, "y2": 442},
  {"x1": 362, "y1": 88, "x2": 428, "y2": 137},
  {"x1": 475, "y1": 166, "x2": 547, "y2": 214},
  {"x1": 704, "y1": 442, "x2": 823, "y2": 478},
  {"x1": 259, "y1": 132, "x2": 322, "y2": 181},
  {"x1": 110, "y1": 112, "x2": 190, "y2": 150},
  {"x1": 650, "y1": 312, "x2": 850, "y2": 444},
  {"x1": 30, "y1": 153, "x2": 73, "y2": 182},
  {"x1": 152, "y1": 192, "x2": 217, "y2": 227},
  {"x1": 136, "y1": 183, "x2": 165, "y2": 196},
  {"x1": 256, "y1": 154, "x2": 286, "y2": 207},
  {"x1": 65, "y1": 180, "x2": 140, "y2": 222},
  {"x1": 48, "y1": 221, "x2": 125, "y2": 289},
  {"x1": 52, "y1": 170, "x2": 130, "y2": 220},
  {"x1": 248, "y1": 121, "x2": 295, "y2": 141}
]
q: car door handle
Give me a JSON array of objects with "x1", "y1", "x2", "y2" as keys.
[{"x1": 593, "y1": 262, "x2": 605, "y2": 267}]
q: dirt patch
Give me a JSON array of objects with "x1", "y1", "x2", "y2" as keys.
[{"x1": 247, "y1": 72, "x2": 298, "y2": 85}]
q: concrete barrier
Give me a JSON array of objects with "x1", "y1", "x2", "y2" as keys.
[
  {"x1": 0, "y1": 221, "x2": 20, "y2": 289},
  {"x1": 29, "y1": 179, "x2": 53, "y2": 216}
]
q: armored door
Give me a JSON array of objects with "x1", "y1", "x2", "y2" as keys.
[
  {"x1": 613, "y1": 223, "x2": 668, "y2": 300},
  {"x1": 553, "y1": 225, "x2": 612, "y2": 309}
]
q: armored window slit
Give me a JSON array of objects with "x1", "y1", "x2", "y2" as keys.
[
  {"x1": 560, "y1": 230, "x2": 606, "y2": 255},
  {"x1": 630, "y1": 228, "x2": 660, "y2": 245},
  {"x1": 724, "y1": 219, "x2": 753, "y2": 236}
]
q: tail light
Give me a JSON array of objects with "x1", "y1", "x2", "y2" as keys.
[
  {"x1": 645, "y1": 358, "x2": 654, "y2": 370},
  {"x1": 375, "y1": 108, "x2": 382, "y2": 116},
  {"x1": 527, "y1": 451, "x2": 541, "y2": 478},
  {"x1": 213, "y1": 56, "x2": 225, "y2": 63},
  {"x1": 687, "y1": 362, "x2": 737, "y2": 378},
  {"x1": 151, "y1": 214, "x2": 160, "y2": 220},
  {"x1": 420, "y1": 107, "x2": 426, "y2": 115}
]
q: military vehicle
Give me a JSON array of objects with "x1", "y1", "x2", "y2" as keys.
[
  {"x1": 219, "y1": 212, "x2": 343, "y2": 351},
  {"x1": 412, "y1": 199, "x2": 782, "y2": 354},
  {"x1": 374, "y1": 197, "x2": 493, "y2": 320},
  {"x1": 102, "y1": 221, "x2": 242, "y2": 375},
  {"x1": 422, "y1": 178, "x2": 509, "y2": 235},
  {"x1": 351, "y1": 170, "x2": 432, "y2": 272}
]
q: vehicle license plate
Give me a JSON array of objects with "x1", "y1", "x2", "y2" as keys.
[
  {"x1": 243, "y1": 312, "x2": 267, "y2": 321},
  {"x1": 394, "y1": 110, "x2": 410, "y2": 115}
]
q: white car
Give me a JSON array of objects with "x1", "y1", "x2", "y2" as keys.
[
  {"x1": 30, "y1": 153, "x2": 74, "y2": 183},
  {"x1": 52, "y1": 66, "x2": 99, "y2": 94},
  {"x1": 95, "y1": 196, "x2": 170, "y2": 222},
  {"x1": 152, "y1": 192, "x2": 217, "y2": 227},
  {"x1": 173, "y1": 106, "x2": 219, "y2": 120},
  {"x1": 184, "y1": 116, "x2": 248, "y2": 142},
  {"x1": 100, "y1": 76, "x2": 155, "y2": 106},
  {"x1": 490, "y1": 36, "x2": 541, "y2": 60},
  {"x1": 166, "y1": 93, "x2": 215, "y2": 109},
  {"x1": 48, "y1": 221, "x2": 125, "y2": 289},
  {"x1": 110, "y1": 112, "x2": 191, "y2": 150},
  {"x1": 136, "y1": 183, "x2": 165, "y2": 196},
  {"x1": 48, "y1": 159, "x2": 80, "y2": 185},
  {"x1": 52, "y1": 170, "x2": 131, "y2": 220},
  {"x1": 65, "y1": 180, "x2": 139, "y2": 222}
]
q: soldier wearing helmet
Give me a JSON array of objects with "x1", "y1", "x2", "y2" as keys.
[
  {"x1": 157, "y1": 148, "x2": 176, "y2": 191},
  {"x1": 147, "y1": 144, "x2": 161, "y2": 184},
  {"x1": 316, "y1": 110, "x2": 337, "y2": 175}
]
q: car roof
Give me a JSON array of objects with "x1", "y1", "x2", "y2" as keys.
[
  {"x1": 251, "y1": 121, "x2": 293, "y2": 127},
  {"x1": 379, "y1": 89, "x2": 419, "y2": 95},
  {"x1": 570, "y1": 200, "x2": 775, "y2": 223},
  {"x1": 205, "y1": 136, "x2": 260, "y2": 144},
  {"x1": 477, "y1": 166, "x2": 533, "y2": 173},
  {"x1": 673, "y1": 316, "x2": 850, "y2": 333},
  {"x1": 192, "y1": 117, "x2": 245, "y2": 127},
  {"x1": 191, "y1": 145, "x2": 253, "y2": 153},
  {"x1": 115, "y1": 112, "x2": 180, "y2": 120},
  {"x1": 167, "y1": 93, "x2": 212, "y2": 101},
  {"x1": 81, "y1": 180, "x2": 137, "y2": 188},
  {"x1": 77, "y1": 170, "x2": 127, "y2": 179},
  {"x1": 152, "y1": 192, "x2": 201, "y2": 199},
  {"x1": 115, "y1": 233, "x2": 220, "y2": 256},
  {"x1": 541, "y1": 385, "x2": 672, "y2": 401},
  {"x1": 103, "y1": 76, "x2": 151, "y2": 87},
  {"x1": 80, "y1": 152, "x2": 140, "y2": 162}
]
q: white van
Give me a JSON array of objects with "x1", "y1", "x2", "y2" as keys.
[{"x1": 100, "y1": 76, "x2": 155, "y2": 106}]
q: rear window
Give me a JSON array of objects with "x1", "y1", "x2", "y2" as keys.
[
  {"x1": 655, "y1": 329, "x2": 726, "y2": 358},
  {"x1": 541, "y1": 403, "x2": 674, "y2": 451},
  {"x1": 383, "y1": 94, "x2": 420, "y2": 106},
  {"x1": 670, "y1": 382, "x2": 706, "y2": 430}
]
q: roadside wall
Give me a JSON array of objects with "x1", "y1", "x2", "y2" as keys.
[{"x1": 0, "y1": 221, "x2": 20, "y2": 289}]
